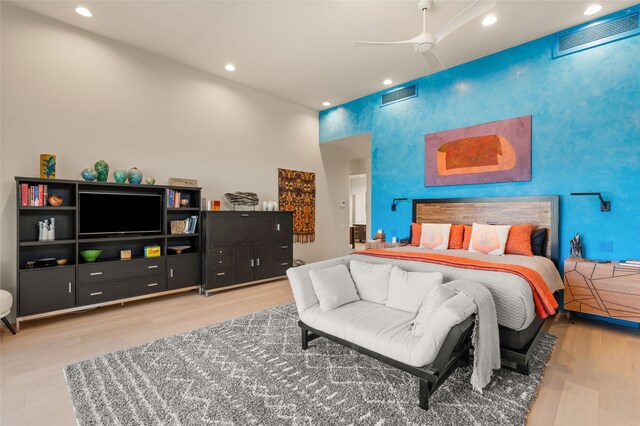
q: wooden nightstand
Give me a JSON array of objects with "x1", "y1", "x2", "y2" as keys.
[{"x1": 563, "y1": 258, "x2": 640, "y2": 323}]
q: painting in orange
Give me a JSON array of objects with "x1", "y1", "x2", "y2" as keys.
[{"x1": 425, "y1": 115, "x2": 531, "y2": 186}]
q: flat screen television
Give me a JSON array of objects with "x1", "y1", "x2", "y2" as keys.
[{"x1": 79, "y1": 191, "x2": 163, "y2": 236}]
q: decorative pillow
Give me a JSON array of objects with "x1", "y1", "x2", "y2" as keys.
[
  {"x1": 448, "y1": 224, "x2": 465, "y2": 249},
  {"x1": 505, "y1": 223, "x2": 533, "y2": 256},
  {"x1": 468, "y1": 223, "x2": 512, "y2": 255},
  {"x1": 412, "y1": 284, "x2": 457, "y2": 337},
  {"x1": 420, "y1": 223, "x2": 452, "y2": 250},
  {"x1": 411, "y1": 222, "x2": 422, "y2": 246},
  {"x1": 386, "y1": 267, "x2": 444, "y2": 313},
  {"x1": 349, "y1": 260, "x2": 392, "y2": 304},
  {"x1": 531, "y1": 228, "x2": 548, "y2": 256},
  {"x1": 309, "y1": 264, "x2": 360, "y2": 312},
  {"x1": 462, "y1": 225, "x2": 473, "y2": 250}
]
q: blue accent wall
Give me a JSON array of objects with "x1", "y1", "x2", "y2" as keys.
[{"x1": 320, "y1": 31, "x2": 640, "y2": 263}]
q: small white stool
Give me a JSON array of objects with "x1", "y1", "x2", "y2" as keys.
[{"x1": 0, "y1": 289, "x2": 16, "y2": 335}]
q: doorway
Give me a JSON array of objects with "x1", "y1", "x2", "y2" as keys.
[{"x1": 349, "y1": 173, "x2": 367, "y2": 250}]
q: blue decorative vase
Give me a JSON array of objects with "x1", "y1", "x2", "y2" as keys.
[
  {"x1": 113, "y1": 170, "x2": 127, "y2": 183},
  {"x1": 81, "y1": 168, "x2": 97, "y2": 181},
  {"x1": 94, "y1": 160, "x2": 109, "y2": 182},
  {"x1": 127, "y1": 167, "x2": 143, "y2": 184}
]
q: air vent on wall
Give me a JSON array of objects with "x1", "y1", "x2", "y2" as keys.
[
  {"x1": 553, "y1": 5, "x2": 640, "y2": 58},
  {"x1": 381, "y1": 84, "x2": 417, "y2": 107}
]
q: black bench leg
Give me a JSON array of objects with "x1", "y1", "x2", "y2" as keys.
[
  {"x1": 418, "y1": 379, "x2": 431, "y2": 411},
  {"x1": 2, "y1": 317, "x2": 16, "y2": 335},
  {"x1": 516, "y1": 361, "x2": 530, "y2": 375},
  {"x1": 301, "y1": 328, "x2": 309, "y2": 350}
]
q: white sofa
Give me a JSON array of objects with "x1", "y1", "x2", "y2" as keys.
[{"x1": 287, "y1": 256, "x2": 478, "y2": 410}]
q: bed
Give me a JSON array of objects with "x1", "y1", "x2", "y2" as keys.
[{"x1": 355, "y1": 195, "x2": 562, "y2": 374}]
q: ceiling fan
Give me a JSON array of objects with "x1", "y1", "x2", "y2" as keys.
[{"x1": 354, "y1": 0, "x2": 497, "y2": 69}]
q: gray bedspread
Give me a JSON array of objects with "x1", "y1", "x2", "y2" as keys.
[{"x1": 350, "y1": 248, "x2": 563, "y2": 331}]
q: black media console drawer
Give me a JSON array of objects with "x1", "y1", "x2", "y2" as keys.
[
  {"x1": 208, "y1": 255, "x2": 232, "y2": 270},
  {"x1": 274, "y1": 244, "x2": 293, "y2": 259},
  {"x1": 79, "y1": 257, "x2": 166, "y2": 284},
  {"x1": 79, "y1": 275, "x2": 167, "y2": 305},
  {"x1": 275, "y1": 260, "x2": 292, "y2": 276},
  {"x1": 207, "y1": 268, "x2": 233, "y2": 288}
]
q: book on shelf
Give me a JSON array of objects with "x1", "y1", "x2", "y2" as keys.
[{"x1": 21, "y1": 183, "x2": 49, "y2": 206}]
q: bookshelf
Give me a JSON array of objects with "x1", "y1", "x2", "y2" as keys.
[{"x1": 14, "y1": 177, "x2": 202, "y2": 330}]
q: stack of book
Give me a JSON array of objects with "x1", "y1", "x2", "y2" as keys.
[
  {"x1": 20, "y1": 183, "x2": 48, "y2": 206},
  {"x1": 166, "y1": 189, "x2": 183, "y2": 208},
  {"x1": 619, "y1": 259, "x2": 640, "y2": 268}
]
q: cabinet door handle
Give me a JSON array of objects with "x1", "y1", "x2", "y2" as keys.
[
  {"x1": 250, "y1": 259, "x2": 254, "y2": 267},
  {"x1": 281, "y1": 262, "x2": 289, "y2": 266},
  {"x1": 170, "y1": 268, "x2": 174, "y2": 278},
  {"x1": 90, "y1": 292, "x2": 102, "y2": 296},
  {"x1": 216, "y1": 272, "x2": 226, "y2": 276},
  {"x1": 281, "y1": 245, "x2": 288, "y2": 249},
  {"x1": 148, "y1": 265, "x2": 159, "y2": 269},
  {"x1": 147, "y1": 283, "x2": 158, "y2": 287},
  {"x1": 68, "y1": 282, "x2": 72, "y2": 293},
  {"x1": 256, "y1": 258, "x2": 260, "y2": 266},
  {"x1": 89, "y1": 272, "x2": 103, "y2": 276},
  {"x1": 276, "y1": 224, "x2": 281, "y2": 231},
  {"x1": 241, "y1": 214, "x2": 249, "y2": 217}
]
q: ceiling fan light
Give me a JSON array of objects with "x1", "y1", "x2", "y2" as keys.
[
  {"x1": 482, "y1": 15, "x2": 497, "y2": 26},
  {"x1": 584, "y1": 5, "x2": 602, "y2": 15}
]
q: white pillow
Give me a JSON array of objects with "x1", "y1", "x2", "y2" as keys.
[
  {"x1": 412, "y1": 284, "x2": 457, "y2": 337},
  {"x1": 468, "y1": 223, "x2": 512, "y2": 255},
  {"x1": 420, "y1": 223, "x2": 452, "y2": 250},
  {"x1": 309, "y1": 264, "x2": 360, "y2": 312},
  {"x1": 349, "y1": 260, "x2": 392, "y2": 304},
  {"x1": 386, "y1": 266, "x2": 444, "y2": 313}
]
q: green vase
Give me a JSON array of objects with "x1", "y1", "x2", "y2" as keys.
[
  {"x1": 94, "y1": 159, "x2": 109, "y2": 182},
  {"x1": 113, "y1": 170, "x2": 127, "y2": 183}
]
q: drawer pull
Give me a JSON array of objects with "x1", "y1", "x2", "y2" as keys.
[
  {"x1": 241, "y1": 214, "x2": 249, "y2": 217},
  {"x1": 219, "y1": 260, "x2": 223, "y2": 264},
  {"x1": 148, "y1": 265, "x2": 159, "y2": 269},
  {"x1": 90, "y1": 292, "x2": 103, "y2": 296},
  {"x1": 89, "y1": 272, "x2": 103, "y2": 276},
  {"x1": 147, "y1": 283, "x2": 159, "y2": 287},
  {"x1": 219, "y1": 250, "x2": 223, "y2": 254},
  {"x1": 216, "y1": 272, "x2": 226, "y2": 276},
  {"x1": 281, "y1": 262, "x2": 289, "y2": 266},
  {"x1": 281, "y1": 245, "x2": 289, "y2": 249}
]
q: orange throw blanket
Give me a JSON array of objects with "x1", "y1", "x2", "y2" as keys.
[{"x1": 357, "y1": 249, "x2": 558, "y2": 319}]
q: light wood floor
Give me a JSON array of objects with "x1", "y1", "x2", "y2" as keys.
[{"x1": 1, "y1": 279, "x2": 639, "y2": 426}]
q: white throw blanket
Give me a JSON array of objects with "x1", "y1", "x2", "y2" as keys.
[{"x1": 446, "y1": 279, "x2": 501, "y2": 392}]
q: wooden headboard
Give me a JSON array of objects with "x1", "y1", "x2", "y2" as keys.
[{"x1": 412, "y1": 196, "x2": 559, "y2": 265}]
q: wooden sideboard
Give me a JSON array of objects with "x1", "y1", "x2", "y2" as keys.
[{"x1": 563, "y1": 259, "x2": 640, "y2": 323}]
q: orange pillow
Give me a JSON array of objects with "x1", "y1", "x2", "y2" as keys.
[
  {"x1": 448, "y1": 224, "x2": 465, "y2": 249},
  {"x1": 462, "y1": 225, "x2": 473, "y2": 250},
  {"x1": 411, "y1": 222, "x2": 422, "y2": 246},
  {"x1": 505, "y1": 224, "x2": 533, "y2": 256}
]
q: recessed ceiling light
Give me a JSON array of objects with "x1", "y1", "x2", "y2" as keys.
[
  {"x1": 322, "y1": 101, "x2": 331, "y2": 107},
  {"x1": 225, "y1": 64, "x2": 236, "y2": 72},
  {"x1": 383, "y1": 79, "x2": 392, "y2": 86},
  {"x1": 75, "y1": 7, "x2": 92, "y2": 17},
  {"x1": 584, "y1": 4, "x2": 602, "y2": 15},
  {"x1": 482, "y1": 15, "x2": 497, "y2": 26}
]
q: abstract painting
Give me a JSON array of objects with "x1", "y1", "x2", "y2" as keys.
[
  {"x1": 425, "y1": 115, "x2": 531, "y2": 186},
  {"x1": 278, "y1": 168, "x2": 315, "y2": 243}
]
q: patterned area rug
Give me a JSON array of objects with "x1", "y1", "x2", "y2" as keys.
[{"x1": 65, "y1": 303, "x2": 556, "y2": 425}]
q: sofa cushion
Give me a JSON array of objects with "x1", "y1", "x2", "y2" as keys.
[
  {"x1": 412, "y1": 285, "x2": 457, "y2": 337},
  {"x1": 349, "y1": 260, "x2": 392, "y2": 304},
  {"x1": 287, "y1": 257, "x2": 349, "y2": 314},
  {"x1": 309, "y1": 264, "x2": 360, "y2": 312},
  {"x1": 386, "y1": 267, "x2": 443, "y2": 313},
  {"x1": 413, "y1": 293, "x2": 477, "y2": 363}
]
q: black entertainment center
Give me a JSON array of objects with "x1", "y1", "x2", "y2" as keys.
[{"x1": 14, "y1": 176, "x2": 202, "y2": 330}]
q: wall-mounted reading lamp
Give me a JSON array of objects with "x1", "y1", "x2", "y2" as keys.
[
  {"x1": 391, "y1": 198, "x2": 408, "y2": 211},
  {"x1": 570, "y1": 192, "x2": 611, "y2": 212}
]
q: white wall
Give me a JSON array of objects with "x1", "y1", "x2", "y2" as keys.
[{"x1": 0, "y1": 4, "x2": 350, "y2": 321}]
